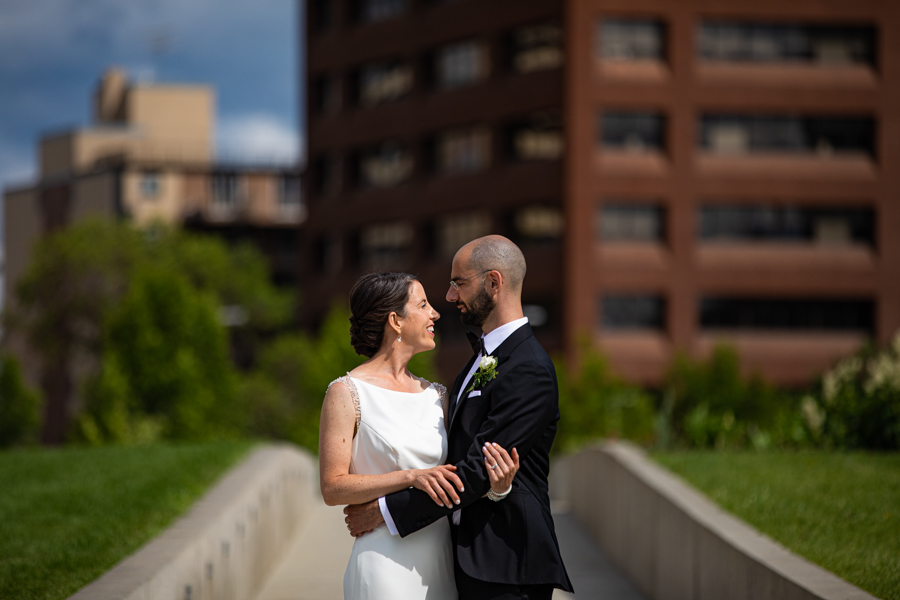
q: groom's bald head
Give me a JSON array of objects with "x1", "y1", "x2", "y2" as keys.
[{"x1": 460, "y1": 235, "x2": 527, "y2": 293}]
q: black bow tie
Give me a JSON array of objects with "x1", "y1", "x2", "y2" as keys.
[{"x1": 466, "y1": 331, "x2": 486, "y2": 357}]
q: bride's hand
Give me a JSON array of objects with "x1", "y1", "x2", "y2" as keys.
[
  {"x1": 411, "y1": 465, "x2": 464, "y2": 509},
  {"x1": 483, "y1": 443, "x2": 519, "y2": 493}
]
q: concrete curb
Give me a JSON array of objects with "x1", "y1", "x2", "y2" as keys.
[
  {"x1": 67, "y1": 444, "x2": 319, "y2": 600},
  {"x1": 557, "y1": 442, "x2": 879, "y2": 600}
]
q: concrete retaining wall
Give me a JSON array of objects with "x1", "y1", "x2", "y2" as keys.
[
  {"x1": 68, "y1": 444, "x2": 318, "y2": 600},
  {"x1": 557, "y1": 442, "x2": 879, "y2": 600}
]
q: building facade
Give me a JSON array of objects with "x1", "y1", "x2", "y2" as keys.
[{"x1": 301, "y1": 0, "x2": 900, "y2": 386}]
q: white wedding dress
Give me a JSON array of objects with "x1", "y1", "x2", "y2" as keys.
[{"x1": 329, "y1": 375, "x2": 457, "y2": 600}]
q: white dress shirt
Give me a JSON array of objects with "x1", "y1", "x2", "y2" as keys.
[{"x1": 379, "y1": 317, "x2": 529, "y2": 535}]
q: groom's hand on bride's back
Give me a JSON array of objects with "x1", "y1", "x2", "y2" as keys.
[
  {"x1": 344, "y1": 501, "x2": 382, "y2": 537},
  {"x1": 411, "y1": 465, "x2": 464, "y2": 509}
]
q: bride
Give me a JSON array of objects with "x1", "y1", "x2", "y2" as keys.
[{"x1": 318, "y1": 272, "x2": 519, "y2": 600}]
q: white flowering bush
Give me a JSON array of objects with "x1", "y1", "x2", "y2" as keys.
[{"x1": 805, "y1": 332, "x2": 900, "y2": 449}]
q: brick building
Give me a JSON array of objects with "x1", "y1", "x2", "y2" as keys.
[{"x1": 301, "y1": 0, "x2": 900, "y2": 385}]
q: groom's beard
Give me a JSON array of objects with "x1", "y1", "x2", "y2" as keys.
[{"x1": 459, "y1": 285, "x2": 495, "y2": 328}]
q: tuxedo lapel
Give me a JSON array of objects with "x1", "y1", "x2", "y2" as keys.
[{"x1": 448, "y1": 352, "x2": 478, "y2": 427}]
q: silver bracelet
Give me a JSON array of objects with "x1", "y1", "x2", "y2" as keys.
[{"x1": 487, "y1": 485, "x2": 511, "y2": 502}]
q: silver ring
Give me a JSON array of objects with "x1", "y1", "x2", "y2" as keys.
[{"x1": 490, "y1": 464, "x2": 497, "y2": 470}]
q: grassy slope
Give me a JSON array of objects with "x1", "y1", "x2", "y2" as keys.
[
  {"x1": 0, "y1": 441, "x2": 253, "y2": 600},
  {"x1": 653, "y1": 451, "x2": 900, "y2": 600}
]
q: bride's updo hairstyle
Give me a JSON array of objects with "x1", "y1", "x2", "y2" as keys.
[{"x1": 348, "y1": 272, "x2": 419, "y2": 357}]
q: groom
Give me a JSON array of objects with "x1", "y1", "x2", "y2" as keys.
[{"x1": 345, "y1": 235, "x2": 573, "y2": 599}]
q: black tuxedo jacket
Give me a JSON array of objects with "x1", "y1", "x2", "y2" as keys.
[{"x1": 385, "y1": 324, "x2": 573, "y2": 591}]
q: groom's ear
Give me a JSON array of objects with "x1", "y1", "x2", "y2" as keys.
[{"x1": 487, "y1": 270, "x2": 503, "y2": 294}]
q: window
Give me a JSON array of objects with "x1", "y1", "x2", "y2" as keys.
[
  {"x1": 697, "y1": 22, "x2": 876, "y2": 66},
  {"x1": 514, "y1": 206, "x2": 564, "y2": 241},
  {"x1": 212, "y1": 173, "x2": 240, "y2": 207},
  {"x1": 510, "y1": 111, "x2": 563, "y2": 161},
  {"x1": 602, "y1": 295, "x2": 666, "y2": 330},
  {"x1": 700, "y1": 298, "x2": 874, "y2": 332},
  {"x1": 512, "y1": 22, "x2": 563, "y2": 73},
  {"x1": 436, "y1": 212, "x2": 491, "y2": 257},
  {"x1": 600, "y1": 204, "x2": 665, "y2": 241},
  {"x1": 355, "y1": 0, "x2": 408, "y2": 23},
  {"x1": 358, "y1": 61, "x2": 414, "y2": 106},
  {"x1": 699, "y1": 115, "x2": 875, "y2": 155},
  {"x1": 436, "y1": 126, "x2": 491, "y2": 173},
  {"x1": 356, "y1": 142, "x2": 414, "y2": 188},
  {"x1": 597, "y1": 19, "x2": 666, "y2": 60},
  {"x1": 698, "y1": 205, "x2": 874, "y2": 246},
  {"x1": 140, "y1": 171, "x2": 160, "y2": 198},
  {"x1": 600, "y1": 112, "x2": 666, "y2": 152},
  {"x1": 436, "y1": 41, "x2": 490, "y2": 89},
  {"x1": 359, "y1": 221, "x2": 414, "y2": 270},
  {"x1": 313, "y1": 75, "x2": 341, "y2": 115}
]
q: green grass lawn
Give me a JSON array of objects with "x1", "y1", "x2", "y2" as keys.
[
  {"x1": 653, "y1": 451, "x2": 900, "y2": 600},
  {"x1": 0, "y1": 440, "x2": 253, "y2": 600}
]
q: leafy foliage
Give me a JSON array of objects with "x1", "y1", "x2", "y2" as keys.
[
  {"x1": 0, "y1": 355, "x2": 42, "y2": 447},
  {"x1": 554, "y1": 339, "x2": 656, "y2": 454},
  {"x1": 661, "y1": 346, "x2": 804, "y2": 450},
  {"x1": 804, "y1": 333, "x2": 900, "y2": 449}
]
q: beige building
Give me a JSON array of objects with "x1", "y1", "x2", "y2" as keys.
[{"x1": 3, "y1": 68, "x2": 303, "y2": 443}]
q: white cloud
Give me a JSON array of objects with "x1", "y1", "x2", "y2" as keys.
[{"x1": 217, "y1": 113, "x2": 301, "y2": 166}]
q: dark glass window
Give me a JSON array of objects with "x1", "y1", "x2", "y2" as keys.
[
  {"x1": 699, "y1": 205, "x2": 874, "y2": 245},
  {"x1": 436, "y1": 126, "x2": 491, "y2": 173},
  {"x1": 511, "y1": 22, "x2": 563, "y2": 73},
  {"x1": 509, "y1": 110, "x2": 563, "y2": 161},
  {"x1": 698, "y1": 22, "x2": 876, "y2": 66},
  {"x1": 355, "y1": 0, "x2": 408, "y2": 23},
  {"x1": 699, "y1": 115, "x2": 875, "y2": 155},
  {"x1": 357, "y1": 61, "x2": 414, "y2": 106},
  {"x1": 597, "y1": 19, "x2": 666, "y2": 60},
  {"x1": 513, "y1": 205, "x2": 564, "y2": 242},
  {"x1": 700, "y1": 298, "x2": 874, "y2": 332},
  {"x1": 211, "y1": 173, "x2": 239, "y2": 207},
  {"x1": 355, "y1": 142, "x2": 414, "y2": 188},
  {"x1": 435, "y1": 40, "x2": 490, "y2": 89},
  {"x1": 359, "y1": 221, "x2": 414, "y2": 270},
  {"x1": 600, "y1": 112, "x2": 666, "y2": 151},
  {"x1": 600, "y1": 204, "x2": 665, "y2": 241},
  {"x1": 602, "y1": 295, "x2": 666, "y2": 330}
]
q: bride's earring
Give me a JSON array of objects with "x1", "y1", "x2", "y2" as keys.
[{"x1": 397, "y1": 330, "x2": 402, "y2": 343}]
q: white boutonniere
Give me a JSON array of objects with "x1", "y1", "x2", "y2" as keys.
[{"x1": 467, "y1": 355, "x2": 498, "y2": 393}]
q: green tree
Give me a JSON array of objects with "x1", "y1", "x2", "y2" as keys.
[
  {"x1": 0, "y1": 355, "x2": 42, "y2": 447},
  {"x1": 554, "y1": 339, "x2": 656, "y2": 454}
]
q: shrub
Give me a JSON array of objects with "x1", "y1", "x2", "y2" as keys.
[
  {"x1": 554, "y1": 340, "x2": 656, "y2": 453},
  {"x1": 662, "y1": 345, "x2": 800, "y2": 449},
  {"x1": 0, "y1": 355, "x2": 42, "y2": 447},
  {"x1": 807, "y1": 333, "x2": 900, "y2": 450}
]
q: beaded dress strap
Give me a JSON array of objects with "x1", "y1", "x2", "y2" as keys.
[{"x1": 327, "y1": 375, "x2": 361, "y2": 433}]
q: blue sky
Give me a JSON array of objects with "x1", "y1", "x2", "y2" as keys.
[{"x1": 0, "y1": 0, "x2": 303, "y2": 194}]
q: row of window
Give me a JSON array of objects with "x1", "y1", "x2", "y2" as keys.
[
  {"x1": 602, "y1": 297, "x2": 874, "y2": 332},
  {"x1": 601, "y1": 20, "x2": 876, "y2": 67},
  {"x1": 313, "y1": 21, "x2": 562, "y2": 114},
  {"x1": 315, "y1": 0, "x2": 877, "y2": 68},
  {"x1": 313, "y1": 112, "x2": 562, "y2": 194},
  {"x1": 314, "y1": 205, "x2": 564, "y2": 273},
  {"x1": 138, "y1": 172, "x2": 302, "y2": 208},
  {"x1": 601, "y1": 205, "x2": 875, "y2": 246},
  {"x1": 602, "y1": 113, "x2": 876, "y2": 156},
  {"x1": 311, "y1": 110, "x2": 875, "y2": 195}
]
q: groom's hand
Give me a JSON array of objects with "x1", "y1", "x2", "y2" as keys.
[{"x1": 344, "y1": 500, "x2": 383, "y2": 537}]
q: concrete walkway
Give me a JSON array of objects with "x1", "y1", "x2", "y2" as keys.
[{"x1": 253, "y1": 500, "x2": 645, "y2": 600}]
